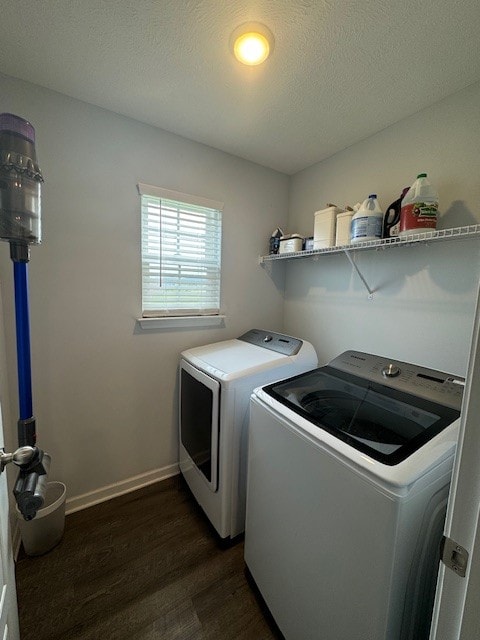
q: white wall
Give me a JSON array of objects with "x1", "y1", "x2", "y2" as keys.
[
  {"x1": 284, "y1": 81, "x2": 480, "y2": 376},
  {"x1": 2, "y1": 73, "x2": 479, "y2": 506},
  {"x1": 0, "y1": 73, "x2": 289, "y2": 500}
]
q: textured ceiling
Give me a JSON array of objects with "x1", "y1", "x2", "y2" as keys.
[{"x1": 0, "y1": 0, "x2": 479, "y2": 174}]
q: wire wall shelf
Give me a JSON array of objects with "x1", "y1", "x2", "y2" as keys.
[
  {"x1": 259, "y1": 224, "x2": 480, "y2": 264},
  {"x1": 259, "y1": 224, "x2": 480, "y2": 299}
]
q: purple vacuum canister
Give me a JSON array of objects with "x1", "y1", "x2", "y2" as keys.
[{"x1": 0, "y1": 113, "x2": 44, "y2": 254}]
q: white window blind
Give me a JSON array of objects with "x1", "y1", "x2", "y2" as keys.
[{"x1": 138, "y1": 183, "x2": 223, "y2": 318}]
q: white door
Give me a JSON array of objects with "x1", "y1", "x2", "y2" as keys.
[
  {"x1": 0, "y1": 403, "x2": 20, "y2": 640},
  {"x1": 430, "y1": 283, "x2": 480, "y2": 639}
]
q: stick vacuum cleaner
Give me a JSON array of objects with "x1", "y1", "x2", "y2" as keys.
[{"x1": 0, "y1": 113, "x2": 51, "y2": 520}]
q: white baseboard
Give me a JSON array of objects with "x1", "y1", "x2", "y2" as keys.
[
  {"x1": 12, "y1": 464, "x2": 180, "y2": 560},
  {"x1": 65, "y1": 463, "x2": 180, "y2": 515}
]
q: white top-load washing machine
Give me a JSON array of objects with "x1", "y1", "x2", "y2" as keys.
[
  {"x1": 244, "y1": 350, "x2": 464, "y2": 640},
  {"x1": 179, "y1": 329, "x2": 317, "y2": 540}
]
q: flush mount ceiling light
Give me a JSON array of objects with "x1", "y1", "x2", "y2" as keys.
[{"x1": 230, "y1": 22, "x2": 274, "y2": 66}]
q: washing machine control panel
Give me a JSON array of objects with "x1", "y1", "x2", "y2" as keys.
[
  {"x1": 238, "y1": 329, "x2": 303, "y2": 356},
  {"x1": 330, "y1": 350, "x2": 464, "y2": 410}
]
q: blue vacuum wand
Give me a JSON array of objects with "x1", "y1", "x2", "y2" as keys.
[{"x1": 0, "y1": 113, "x2": 50, "y2": 520}]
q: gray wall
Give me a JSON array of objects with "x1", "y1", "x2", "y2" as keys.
[
  {"x1": 0, "y1": 74, "x2": 288, "y2": 499},
  {"x1": 284, "y1": 81, "x2": 480, "y2": 376}
]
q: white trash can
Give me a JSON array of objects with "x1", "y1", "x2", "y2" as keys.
[{"x1": 17, "y1": 481, "x2": 66, "y2": 556}]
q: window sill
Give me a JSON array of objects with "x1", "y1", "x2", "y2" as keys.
[{"x1": 136, "y1": 315, "x2": 226, "y2": 330}]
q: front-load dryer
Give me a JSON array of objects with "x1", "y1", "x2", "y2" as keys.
[
  {"x1": 244, "y1": 350, "x2": 464, "y2": 640},
  {"x1": 179, "y1": 329, "x2": 317, "y2": 541}
]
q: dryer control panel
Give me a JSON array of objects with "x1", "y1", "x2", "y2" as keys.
[
  {"x1": 330, "y1": 350, "x2": 464, "y2": 410},
  {"x1": 238, "y1": 329, "x2": 303, "y2": 356}
]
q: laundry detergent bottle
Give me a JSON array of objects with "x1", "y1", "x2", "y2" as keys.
[
  {"x1": 383, "y1": 187, "x2": 410, "y2": 238},
  {"x1": 399, "y1": 173, "x2": 438, "y2": 237},
  {"x1": 350, "y1": 194, "x2": 383, "y2": 243}
]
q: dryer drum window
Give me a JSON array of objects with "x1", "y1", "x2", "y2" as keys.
[{"x1": 180, "y1": 369, "x2": 215, "y2": 482}]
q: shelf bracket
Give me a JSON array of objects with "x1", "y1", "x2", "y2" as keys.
[{"x1": 343, "y1": 250, "x2": 374, "y2": 299}]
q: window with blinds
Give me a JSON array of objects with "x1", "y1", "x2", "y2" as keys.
[{"x1": 138, "y1": 183, "x2": 223, "y2": 317}]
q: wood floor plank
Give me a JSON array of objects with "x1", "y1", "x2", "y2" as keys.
[{"x1": 15, "y1": 476, "x2": 281, "y2": 640}]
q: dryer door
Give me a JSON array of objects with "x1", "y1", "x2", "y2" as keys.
[{"x1": 180, "y1": 359, "x2": 220, "y2": 491}]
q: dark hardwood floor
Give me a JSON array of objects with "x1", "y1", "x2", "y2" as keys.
[{"x1": 15, "y1": 476, "x2": 281, "y2": 640}]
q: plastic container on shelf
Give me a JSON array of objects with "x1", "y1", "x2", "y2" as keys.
[
  {"x1": 350, "y1": 195, "x2": 383, "y2": 243},
  {"x1": 314, "y1": 204, "x2": 341, "y2": 249},
  {"x1": 335, "y1": 210, "x2": 354, "y2": 246},
  {"x1": 269, "y1": 228, "x2": 284, "y2": 254},
  {"x1": 399, "y1": 173, "x2": 438, "y2": 237},
  {"x1": 279, "y1": 234, "x2": 303, "y2": 254},
  {"x1": 17, "y1": 481, "x2": 66, "y2": 556}
]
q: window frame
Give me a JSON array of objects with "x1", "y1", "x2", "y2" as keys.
[{"x1": 138, "y1": 183, "x2": 223, "y2": 321}]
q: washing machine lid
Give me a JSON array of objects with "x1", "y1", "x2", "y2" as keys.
[{"x1": 263, "y1": 360, "x2": 462, "y2": 466}]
